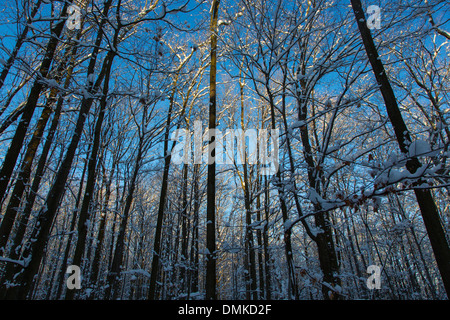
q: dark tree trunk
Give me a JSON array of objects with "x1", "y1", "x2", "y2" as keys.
[
  {"x1": 266, "y1": 81, "x2": 299, "y2": 300},
  {"x1": 205, "y1": 0, "x2": 220, "y2": 301},
  {"x1": 179, "y1": 164, "x2": 189, "y2": 294},
  {"x1": 105, "y1": 145, "x2": 142, "y2": 300},
  {"x1": 7, "y1": 40, "x2": 115, "y2": 300},
  {"x1": 294, "y1": 43, "x2": 341, "y2": 299},
  {"x1": 0, "y1": 91, "x2": 64, "y2": 298},
  {"x1": 89, "y1": 160, "x2": 115, "y2": 296},
  {"x1": 0, "y1": 93, "x2": 55, "y2": 253},
  {"x1": 255, "y1": 176, "x2": 265, "y2": 299},
  {"x1": 189, "y1": 164, "x2": 201, "y2": 296},
  {"x1": 4, "y1": 31, "x2": 81, "y2": 287},
  {"x1": 263, "y1": 176, "x2": 272, "y2": 299},
  {"x1": 0, "y1": 2, "x2": 70, "y2": 206},
  {"x1": 65, "y1": 50, "x2": 113, "y2": 300},
  {"x1": 54, "y1": 156, "x2": 88, "y2": 299},
  {"x1": 147, "y1": 75, "x2": 179, "y2": 300},
  {"x1": 0, "y1": 44, "x2": 71, "y2": 255},
  {"x1": 240, "y1": 76, "x2": 257, "y2": 300}
]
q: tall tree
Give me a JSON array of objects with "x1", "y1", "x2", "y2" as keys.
[
  {"x1": 6, "y1": 0, "x2": 116, "y2": 297},
  {"x1": 0, "y1": 2, "x2": 71, "y2": 206},
  {"x1": 350, "y1": 0, "x2": 450, "y2": 297},
  {"x1": 205, "y1": 0, "x2": 220, "y2": 301},
  {"x1": 147, "y1": 47, "x2": 195, "y2": 299},
  {"x1": 65, "y1": 38, "x2": 115, "y2": 301}
]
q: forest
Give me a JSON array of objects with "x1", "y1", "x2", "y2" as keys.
[{"x1": 0, "y1": 0, "x2": 449, "y2": 300}]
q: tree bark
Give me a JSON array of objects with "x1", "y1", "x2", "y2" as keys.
[{"x1": 205, "y1": 0, "x2": 220, "y2": 301}]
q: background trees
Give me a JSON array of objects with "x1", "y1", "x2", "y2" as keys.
[{"x1": 0, "y1": 0, "x2": 448, "y2": 300}]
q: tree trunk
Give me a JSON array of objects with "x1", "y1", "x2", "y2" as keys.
[
  {"x1": 105, "y1": 144, "x2": 142, "y2": 300},
  {"x1": 256, "y1": 176, "x2": 265, "y2": 299},
  {"x1": 148, "y1": 75, "x2": 181, "y2": 300},
  {"x1": 265, "y1": 81, "x2": 299, "y2": 299},
  {"x1": 189, "y1": 164, "x2": 201, "y2": 297},
  {"x1": 179, "y1": 163, "x2": 189, "y2": 294},
  {"x1": 89, "y1": 159, "x2": 115, "y2": 296},
  {"x1": 205, "y1": 0, "x2": 220, "y2": 301},
  {"x1": 0, "y1": 2, "x2": 70, "y2": 205},
  {"x1": 0, "y1": 44, "x2": 71, "y2": 255},
  {"x1": 4, "y1": 30, "x2": 80, "y2": 280},
  {"x1": 0, "y1": 92, "x2": 65, "y2": 298},
  {"x1": 65, "y1": 50, "x2": 113, "y2": 300},
  {"x1": 294, "y1": 49, "x2": 341, "y2": 299},
  {"x1": 7, "y1": 42, "x2": 114, "y2": 300},
  {"x1": 239, "y1": 75, "x2": 257, "y2": 300},
  {"x1": 263, "y1": 176, "x2": 272, "y2": 299},
  {"x1": 54, "y1": 156, "x2": 88, "y2": 299},
  {"x1": 0, "y1": 93, "x2": 55, "y2": 253}
]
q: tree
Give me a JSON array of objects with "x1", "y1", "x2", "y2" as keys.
[
  {"x1": 0, "y1": 1, "x2": 70, "y2": 207},
  {"x1": 0, "y1": 0, "x2": 448, "y2": 301},
  {"x1": 350, "y1": 0, "x2": 450, "y2": 297},
  {"x1": 147, "y1": 46, "x2": 196, "y2": 299},
  {"x1": 205, "y1": 0, "x2": 220, "y2": 301}
]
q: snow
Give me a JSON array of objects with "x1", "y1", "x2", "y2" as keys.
[
  {"x1": 408, "y1": 139, "x2": 432, "y2": 157},
  {"x1": 0, "y1": 256, "x2": 26, "y2": 267},
  {"x1": 122, "y1": 269, "x2": 151, "y2": 278},
  {"x1": 80, "y1": 87, "x2": 93, "y2": 99},
  {"x1": 307, "y1": 188, "x2": 335, "y2": 211},
  {"x1": 291, "y1": 120, "x2": 306, "y2": 128},
  {"x1": 41, "y1": 78, "x2": 60, "y2": 89},
  {"x1": 218, "y1": 20, "x2": 231, "y2": 26},
  {"x1": 283, "y1": 219, "x2": 294, "y2": 231},
  {"x1": 87, "y1": 73, "x2": 95, "y2": 83},
  {"x1": 252, "y1": 220, "x2": 267, "y2": 230},
  {"x1": 0, "y1": 1, "x2": 447, "y2": 302}
]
